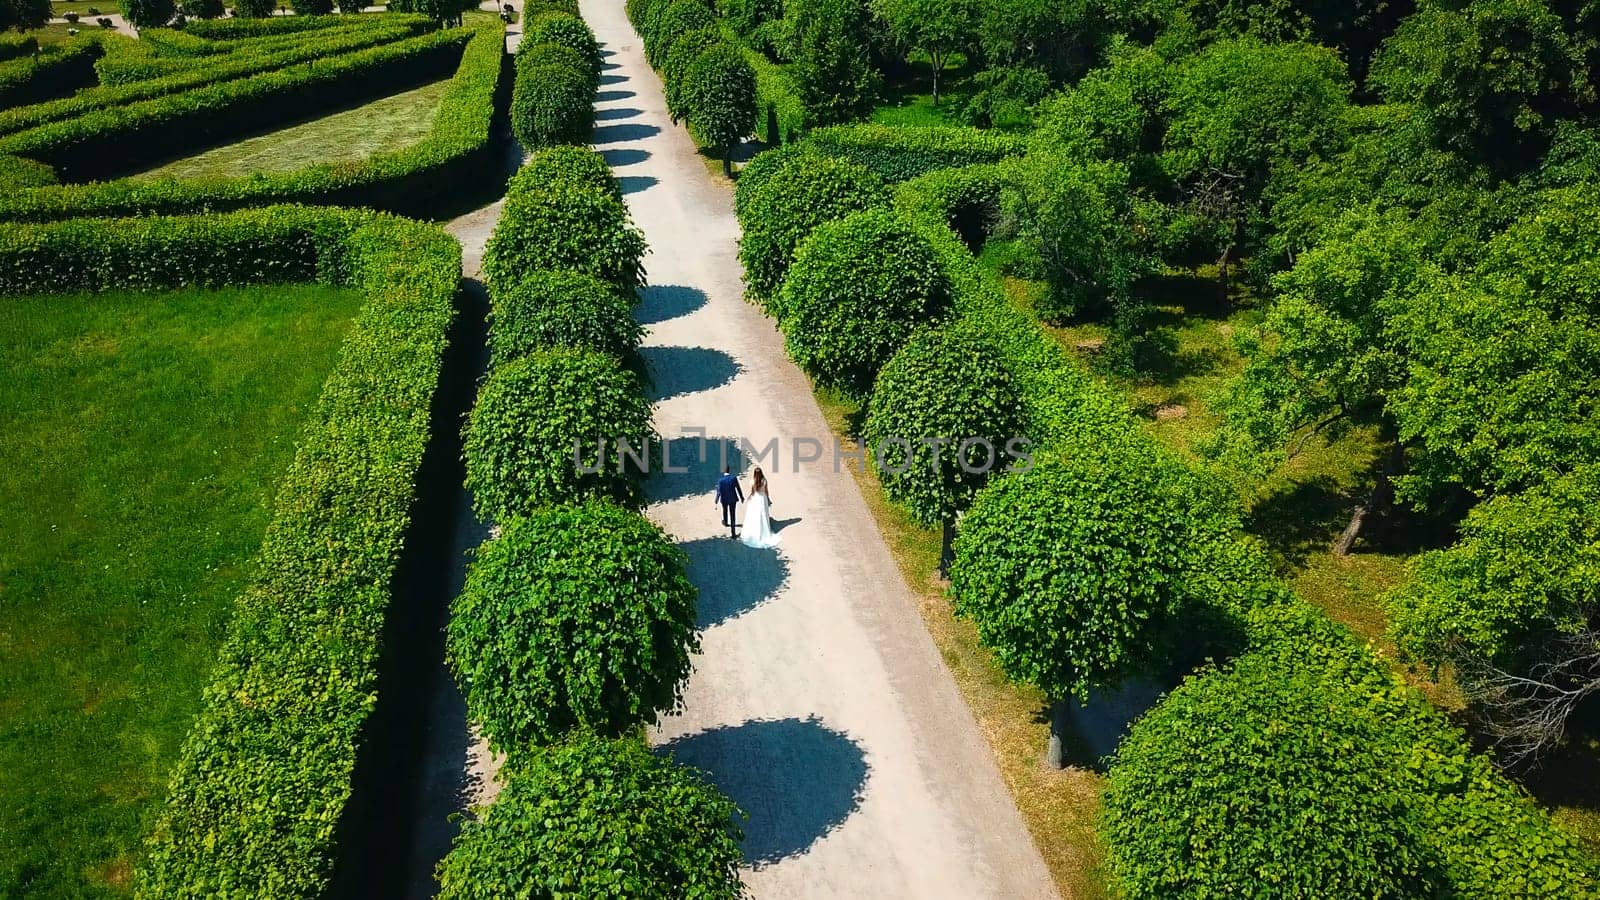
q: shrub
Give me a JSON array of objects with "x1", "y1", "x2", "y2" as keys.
[
  {"x1": 961, "y1": 65, "x2": 1050, "y2": 129},
  {"x1": 233, "y1": 0, "x2": 274, "y2": 16},
  {"x1": 506, "y1": 144, "x2": 620, "y2": 200},
  {"x1": 64, "y1": 10, "x2": 81, "y2": 21},
  {"x1": 684, "y1": 42, "x2": 756, "y2": 173},
  {"x1": 864, "y1": 324, "x2": 1024, "y2": 567},
  {"x1": 0, "y1": 209, "x2": 469, "y2": 898},
  {"x1": 180, "y1": 0, "x2": 222, "y2": 16},
  {"x1": 731, "y1": 142, "x2": 820, "y2": 218},
  {"x1": 511, "y1": 59, "x2": 595, "y2": 148},
  {"x1": 2, "y1": 0, "x2": 49, "y2": 28},
  {"x1": 524, "y1": 0, "x2": 579, "y2": 14},
  {"x1": 742, "y1": 41, "x2": 806, "y2": 143},
  {"x1": 800, "y1": 124, "x2": 1028, "y2": 182},
  {"x1": 488, "y1": 270, "x2": 643, "y2": 369},
  {"x1": 736, "y1": 154, "x2": 889, "y2": 301},
  {"x1": 661, "y1": 25, "x2": 719, "y2": 121},
  {"x1": 435, "y1": 732, "x2": 743, "y2": 899},
  {"x1": 785, "y1": 0, "x2": 880, "y2": 123},
  {"x1": 0, "y1": 36, "x2": 40, "y2": 62},
  {"x1": 446, "y1": 503, "x2": 698, "y2": 750},
  {"x1": 517, "y1": 40, "x2": 592, "y2": 89},
  {"x1": 0, "y1": 154, "x2": 56, "y2": 190},
  {"x1": 950, "y1": 442, "x2": 1241, "y2": 762},
  {"x1": 777, "y1": 207, "x2": 950, "y2": 398},
  {"x1": 644, "y1": 0, "x2": 715, "y2": 68},
  {"x1": 0, "y1": 37, "x2": 102, "y2": 109},
  {"x1": 524, "y1": 10, "x2": 600, "y2": 75},
  {"x1": 290, "y1": 0, "x2": 333, "y2": 15},
  {"x1": 463, "y1": 349, "x2": 654, "y2": 521},
  {"x1": 483, "y1": 179, "x2": 647, "y2": 294}
]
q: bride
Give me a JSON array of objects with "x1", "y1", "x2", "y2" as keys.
[{"x1": 741, "y1": 467, "x2": 780, "y2": 549}]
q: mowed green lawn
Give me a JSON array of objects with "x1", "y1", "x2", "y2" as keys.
[
  {"x1": 0, "y1": 284, "x2": 362, "y2": 897},
  {"x1": 135, "y1": 77, "x2": 452, "y2": 181}
]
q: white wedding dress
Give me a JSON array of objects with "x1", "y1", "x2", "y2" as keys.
[{"x1": 741, "y1": 490, "x2": 780, "y2": 548}]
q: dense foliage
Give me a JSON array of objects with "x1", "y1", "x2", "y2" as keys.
[
  {"x1": 777, "y1": 207, "x2": 950, "y2": 398},
  {"x1": 524, "y1": 10, "x2": 602, "y2": 76},
  {"x1": 736, "y1": 153, "x2": 889, "y2": 301},
  {"x1": 488, "y1": 269, "x2": 643, "y2": 370},
  {"x1": 511, "y1": 44, "x2": 597, "y2": 148},
  {"x1": 447, "y1": 503, "x2": 698, "y2": 750},
  {"x1": 463, "y1": 349, "x2": 654, "y2": 522},
  {"x1": 0, "y1": 0, "x2": 49, "y2": 31},
  {"x1": 482, "y1": 174, "x2": 647, "y2": 293},
  {"x1": 436, "y1": 733, "x2": 744, "y2": 899},
  {"x1": 121, "y1": 0, "x2": 175, "y2": 28},
  {"x1": 684, "y1": 42, "x2": 757, "y2": 171}
]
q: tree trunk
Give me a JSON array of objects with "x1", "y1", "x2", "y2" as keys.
[
  {"x1": 1333, "y1": 443, "x2": 1403, "y2": 557},
  {"x1": 938, "y1": 518, "x2": 954, "y2": 579},
  {"x1": 931, "y1": 54, "x2": 940, "y2": 107},
  {"x1": 1046, "y1": 698, "x2": 1069, "y2": 769},
  {"x1": 723, "y1": 145, "x2": 733, "y2": 177},
  {"x1": 1217, "y1": 243, "x2": 1232, "y2": 301},
  {"x1": 766, "y1": 103, "x2": 779, "y2": 145}
]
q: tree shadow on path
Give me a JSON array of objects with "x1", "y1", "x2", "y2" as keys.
[
  {"x1": 618, "y1": 174, "x2": 658, "y2": 194},
  {"x1": 642, "y1": 345, "x2": 742, "y2": 400},
  {"x1": 594, "y1": 122, "x2": 662, "y2": 143},
  {"x1": 679, "y1": 537, "x2": 789, "y2": 627},
  {"x1": 635, "y1": 284, "x2": 707, "y2": 325},
  {"x1": 651, "y1": 436, "x2": 746, "y2": 503},
  {"x1": 659, "y1": 717, "x2": 869, "y2": 866},
  {"x1": 597, "y1": 106, "x2": 643, "y2": 121}
]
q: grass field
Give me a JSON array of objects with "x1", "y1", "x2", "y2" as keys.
[
  {"x1": 0, "y1": 284, "x2": 361, "y2": 897},
  {"x1": 135, "y1": 77, "x2": 452, "y2": 181}
]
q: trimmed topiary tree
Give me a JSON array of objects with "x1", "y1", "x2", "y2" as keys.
[
  {"x1": 1102, "y1": 638, "x2": 1440, "y2": 899},
  {"x1": 864, "y1": 324, "x2": 1024, "y2": 573},
  {"x1": 685, "y1": 43, "x2": 757, "y2": 175},
  {"x1": 121, "y1": 0, "x2": 174, "y2": 27},
  {"x1": 231, "y1": 0, "x2": 274, "y2": 17},
  {"x1": 508, "y1": 144, "x2": 620, "y2": 199},
  {"x1": 463, "y1": 349, "x2": 654, "y2": 522},
  {"x1": 488, "y1": 270, "x2": 643, "y2": 369},
  {"x1": 732, "y1": 142, "x2": 822, "y2": 218},
  {"x1": 180, "y1": 0, "x2": 222, "y2": 17},
  {"x1": 517, "y1": 41, "x2": 596, "y2": 91},
  {"x1": 289, "y1": 0, "x2": 331, "y2": 15},
  {"x1": 511, "y1": 58, "x2": 596, "y2": 149},
  {"x1": 446, "y1": 503, "x2": 698, "y2": 750},
  {"x1": 524, "y1": 10, "x2": 602, "y2": 76},
  {"x1": 662, "y1": 26, "x2": 721, "y2": 122},
  {"x1": 950, "y1": 440, "x2": 1240, "y2": 766},
  {"x1": 436, "y1": 732, "x2": 743, "y2": 899},
  {"x1": 776, "y1": 207, "x2": 949, "y2": 398},
  {"x1": 483, "y1": 180, "x2": 647, "y2": 294},
  {"x1": 736, "y1": 155, "x2": 889, "y2": 302},
  {"x1": 644, "y1": 0, "x2": 716, "y2": 67}
]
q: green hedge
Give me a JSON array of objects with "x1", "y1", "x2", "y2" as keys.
[
  {"x1": 510, "y1": 42, "x2": 596, "y2": 149},
  {"x1": 736, "y1": 32, "x2": 805, "y2": 144},
  {"x1": 0, "y1": 17, "x2": 507, "y2": 221},
  {"x1": 0, "y1": 37, "x2": 103, "y2": 109},
  {"x1": 91, "y1": 17, "x2": 431, "y2": 86},
  {"x1": 800, "y1": 125, "x2": 1028, "y2": 182},
  {"x1": 0, "y1": 26, "x2": 473, "y2": 180},
  {"x1": 7, "y1": 20, "x2": 432, "y2": 135},
  {"x1": 0, "y1": 153, "x2": 56, "y2": 190},
  {"x1": 0, "y1": 207, "x2": 460, "y2": 898},
  {"x1": 0, "y1": 34, "x2": 38, "y2": 62},
  {"x1": 184, "y1": 12, "x2": 354, "y2": 37},
  {"x1": 136, "y1": 16, "x2": 356, "y2": 56}
]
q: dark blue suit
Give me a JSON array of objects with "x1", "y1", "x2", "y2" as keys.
[{"x1": 716, "y1": 473, "x2": 743, "y2": 536}]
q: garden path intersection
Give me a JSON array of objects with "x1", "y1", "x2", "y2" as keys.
[{"x1": 581, "y1": 0, "x2": 1057, "y2": 895}]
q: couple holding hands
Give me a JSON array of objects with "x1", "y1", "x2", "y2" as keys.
[{"x1": 714, "y1": 466, "x2": 779, "y2": 549}]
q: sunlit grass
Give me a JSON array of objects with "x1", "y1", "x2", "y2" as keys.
[{"x1": 0, "y1": 284, "x2": 360, "y2": 897}]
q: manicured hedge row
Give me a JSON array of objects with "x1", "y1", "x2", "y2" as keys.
[
  {"x1": 0, "y1": 26, "x2": 473, "y2": 180},
  {"x1": 0, "y1": 206, "x2": 459, "y2": 897},
  {"x1": 0, "y1": 17, "x2": 507, "y2": 221},
  {"x1": 0, "y1": 153, "x2": 56, "y2": 189},
  {"x1": 7, "y1": 20, "x2": 432, "y2": 135},
  {"x1": 735, "y1": 29, "x2": 804, "y2": 144},
  {"x1": 91, "y1": 17, "x2": 431, "y2": 86},
  {"x1": 184, "y1": 12, "x2": 352, "y2": 37},
  {"x1": 0, "y1": 34, "x2": 37, "y2": 62},
  {"x1": 137, "y1": 16, "x2": 359, "y2": 57},
  {"x1": 800, "y1": 125, "x2": 1028, "y2": 183},
  {"x1": 509, "y1": 13, "x2": 599, "y2": 150},
  {"x1": 0, "y1": 37, "x2": 103, "y2": 109}
]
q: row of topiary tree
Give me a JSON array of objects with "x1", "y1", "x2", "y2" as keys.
[
  {"x1": 435, "y1": 133, "x2": 745, "y2": 896},
  {"x1": 627, "y1": 0, "x2": 757, "y2": 173},
  {"x1": 730, "y1": 136, "x2": 1600, "y2": 895},
  {"x1": 508, "y1": 1, "x2": 602, "y2": 149}
]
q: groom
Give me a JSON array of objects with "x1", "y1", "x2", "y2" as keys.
[{"x1": 715, "y1": 466, "x2": 743, "y2": 538}]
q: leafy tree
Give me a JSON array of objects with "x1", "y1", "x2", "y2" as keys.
[
  {"x1": 446, "y1": 503, "x2": 698, "y2": 750},
  {"x1": 121, "y1": 0, "x2": 174, "y2": 27},
  {"x1": 645, "y1": 0, "x2": 716, "y2": 67},
  {"x1": 462, "y1": 349, "x2": 654, "y2": 522},
  {"x1": 872, "y1": 0, "x2": 975, "y2": 106},
  {"x1": 1370, "y1": 0, "x2": 1593, "y2": 175},
  {"x1": 509, "y1": 144, "x2": 622, "y2": 200},
  {"x1": 662, "y1": 26, "x2": 722, "y2": 121},
  {"x1": 1, "y1": 0, "x2": 50, "y2": 31},
  {"x1": 511, "y1": 54, "x2": 596, "y2": 149},
  {"x1": 731, "y1": 141, "x2": 823, "y2": 218},
  {"x1": 337, "y1": 0, "x2": 363, "y2": 13},
  {"x1": 436, "y1": 733, "x2": 744, "y2": 899},
  {"x1": 290, "y1": 0, "x2": 332, "y2": 16},
  {"x1": 525, "y1": 10, "x2": 603, "y2": 76},
  {"x1": 389, "y1": 0, "x2": 476, "y2": 23},
  {"x1": 777, "y1": 207, "x2": 950, "y2": 398},
  {"x1": 735, "y1": 154, "x2": 889, "y2": 301},
  {"x1": 1030, "y1": 40, "x2": 1172, "y2": 178},
  {"x1": 488, "y1": 270, "x2": 643, "y2": 370},
  {"x1": 1001, "y1": 155, "x2": 1156, "y2": 324},
  {"x1": 976, "y1": 0, "x2": 1104, "y2": 83},
  {"x1": 1387, "y1": 465, "x2": 1600, "y2": 761},
  {"x1": 181, "y1": 0, "x2": 223, "y2": 17},
  {"x1": 1120, "y1": 0, "x2": 1408, "y2": 80},
  {"x1": 1102, "y1": 637, "x2": 1442, "y2": 898},
  {"x1": 1387, "y1": 186, "x2": 1600, "y2": 504},
  {"x1": 950, "y1": 441, "x2": 1240, "y2": 766},
  {"x1": 483, "y1": 179, "x2": 647, "y2": 295},
  {"x1": 721, "y1": 0, "x2": 781, "y2": 40},
  {"x1": 685, "y1": 43, "x2": 757, "y2": 173},
  {"x1": 960, "y1": 65, "x2": 1051, "y2": 129},
  {"x1": 863, "y1": 325, "x2": 1025, "y2": 572},
  {"x1": 1160, "y1": 38, "x2": 1352, "y2": 285},
  {"x1": 783, "y1": 0, "x2": 881, "y2": 123}
]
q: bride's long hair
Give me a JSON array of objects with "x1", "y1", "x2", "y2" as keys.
[{"x1": 751, "y1": 467, "x2": 768, "y2": 495}]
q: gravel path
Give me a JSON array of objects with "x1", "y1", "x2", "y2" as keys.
[{"x1": 580, "y1": 1, "x2": 1058, "y2": 896}]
